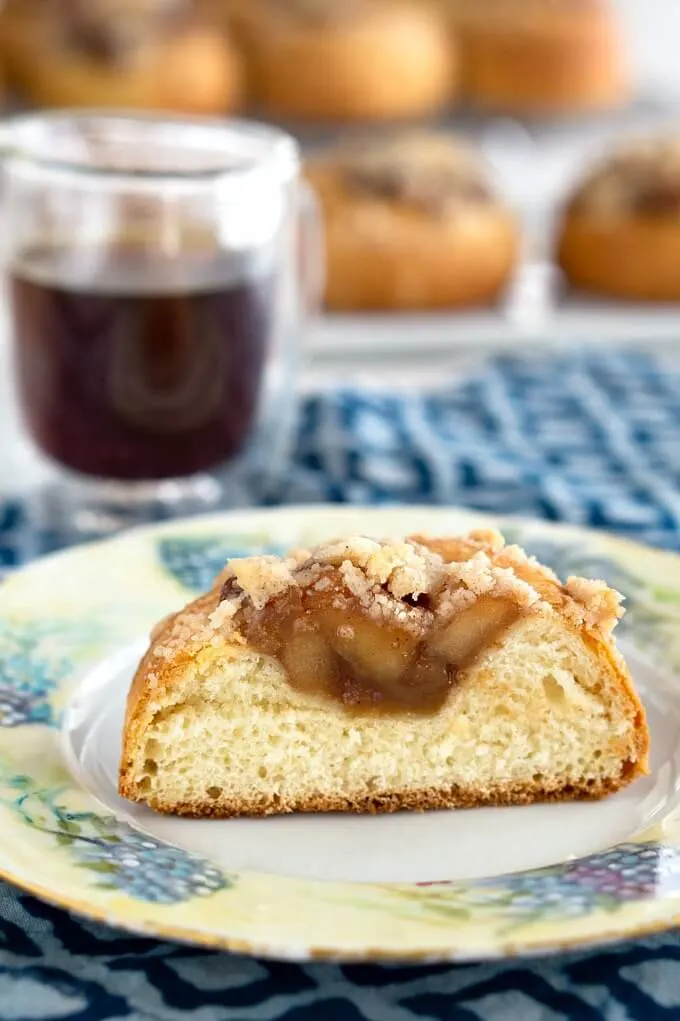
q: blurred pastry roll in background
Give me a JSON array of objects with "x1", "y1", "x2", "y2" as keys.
[
  {"x1": 232, "y1": 0, "x2": 456, "y2": 122},
  {"x1": 448, "y1": 0, "x2": 629, "y2": 115},
  {"x1": 557, "y1": 136, "x2": 680, "y2": 301},
  {"x1": 0, "y1": 0, "x2": 244, "y2": 114},
  {"x1": 306, "y1": 131, "x2": 519, "y2": 310}
]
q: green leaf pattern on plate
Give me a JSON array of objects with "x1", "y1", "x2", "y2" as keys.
[
  {"x1": 157, "y1": 535, "x2": 287, "y2": 593},
  {"x1": 0, "y1": 770, "x2": 231, "y2": 905},
  {"x1": 0, "y1": 620, "x2": 73, "y2": 728}
]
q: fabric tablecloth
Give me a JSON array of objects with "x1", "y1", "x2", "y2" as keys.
[{"x1": 2, "y1": 349, "x2": 680, "y2": 1021}]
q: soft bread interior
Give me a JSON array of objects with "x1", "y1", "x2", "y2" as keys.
[{"x1": 124, "y1": 611, "x2": 644, "y2": 817}]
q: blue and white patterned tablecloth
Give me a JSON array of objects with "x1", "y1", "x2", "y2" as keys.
[{"x1": 3, "y1": 349, "x2": 680, "y2": 1021}]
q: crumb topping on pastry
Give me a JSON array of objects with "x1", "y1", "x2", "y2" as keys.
[
  {"x1": 151, "y1": 531, "x2": 625, "y2": 658},
  {"x1": 564, "y1": 576, "x2": 624, "y2": 632},
  {"x1": 213, "y1": 530, "x2": 623, "y2": 637},
  {"x1": 326, "y1": 136, "x2": 495, "y2": 215},
  {"x1": 148, "y1": 530, "x2": 624, "y2": 712},
  {"x1": 570, "y1": 137, "x2": 680, "y2": 217}
]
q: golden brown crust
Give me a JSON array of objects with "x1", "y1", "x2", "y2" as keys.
[
  {"x1": 306, "y1": 140, "x2": 518, "y2": 311},
  {"x1": 557, "y1": 212, "x2": 680, "y2": 301},
  {"x1": 556, "y1": 137, "x2": 680, "y2": 300},
  {"x1": 122, "y1": 587, "x2": 220, "y2": 744},
  {"x1": 453, "y1": 0, "x2": 628, "y2": 115},
  {"x1": 240, "y1": 1, "x2": 455, "y2": 122},
  {"x1": 1, "y1": 4, "x2": 243, "y2": 114},
  {"x1": 126, "y1": 769, "x2": 640, "y2": 818}
]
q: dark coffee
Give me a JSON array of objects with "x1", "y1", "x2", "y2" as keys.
[{"x1": 11, "y1": 246, "x2": 275, "y2": 480}]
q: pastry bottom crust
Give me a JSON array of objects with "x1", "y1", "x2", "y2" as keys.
[
  {"x1": 458, "y1": 18, "x2": 627, "y2": 114},
  {"x1": 2, "y1": 21, "x2": 243, "y2": 114},
  {"x1": 558, "y1": 213, "x2": 680, "y2": 301},
  {"x1": 137, "y1": 769, "x2": 635, "y2": 818}
]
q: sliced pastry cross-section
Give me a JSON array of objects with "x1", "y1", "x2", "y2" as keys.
[{"x1": 119, "y1": 530, "x2": 649, "y2": 817}]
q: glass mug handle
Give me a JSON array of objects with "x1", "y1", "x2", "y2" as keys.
[{"x1": 298, "y1": 181, "x2": 325, "y2": 323}]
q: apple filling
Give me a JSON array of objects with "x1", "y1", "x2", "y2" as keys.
[{"x1": 232, "y1": 566, "x2": 519, "y2": 712}]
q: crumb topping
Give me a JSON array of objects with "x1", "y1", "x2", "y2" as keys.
[
  {"x1": 326, "y1": 135, "x2": 495, "y2": 216},
  {"x1": 229, "y1": 555, "x2": 298, "y2": 610},
  {"x1": 564, "y1": 576, "x2": 624, "y2": 633},
  {"x1": 148, "y1": 529, "x2": 626, "y2": 711},
  {"x1": 571, "y1": 137, "x2": 680, "y2": 217},
  {"x1": 211, "y1": 530, "x2": 623, "y2": 638}
]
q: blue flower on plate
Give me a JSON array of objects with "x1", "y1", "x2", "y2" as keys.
[
  {"x1": 1, "y1": 777, "x2": 232, "y2": 906},
  {"x1": 157, "y1": 536, "x2": 286, "y2": 593},
  {"x1": 71, "y1": 818, "x2": 229, "y2": 904},
  {"x1": 0, "y1": 623, "x2": 71, "y2": 728},
  {"x1": 461, "y1": 843, "x2": 680, "y2": 922}
]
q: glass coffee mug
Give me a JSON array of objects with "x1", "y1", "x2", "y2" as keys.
[{"x1": 1, "y1": 112, "x2": 322, "y2": 533}]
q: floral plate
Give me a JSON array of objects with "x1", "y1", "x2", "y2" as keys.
[{"x1": 4, "y1": 505, "x2": 680, "y2": 962}]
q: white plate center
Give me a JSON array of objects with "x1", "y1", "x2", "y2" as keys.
[{"x1": 62, "y1": 640, "x2": 680, "y2": 884}]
